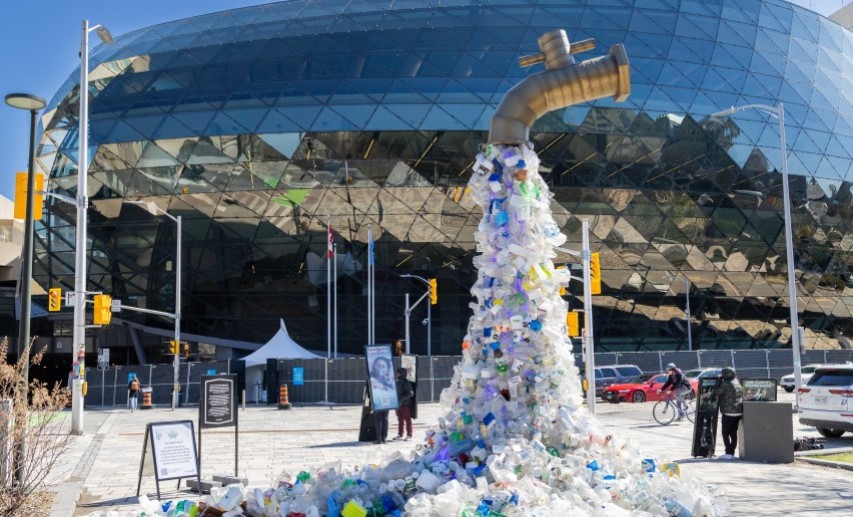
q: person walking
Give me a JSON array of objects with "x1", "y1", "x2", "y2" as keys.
[
  {"x1": 128, "y1": 375, "x2": 141, "y2": 412},
  {"x1": 392, "y1": 367, "x2": 414, "y2": 441},
  {"x1": 714, "y1": 367, "x2": 744, "y2": 460}
]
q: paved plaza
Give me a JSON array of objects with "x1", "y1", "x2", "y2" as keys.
[{"x1": 46, "y1": 392, "x2": 853, "y2": 516}]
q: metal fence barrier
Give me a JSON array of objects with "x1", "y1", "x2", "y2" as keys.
[{"x1": 84, "y1": 349, "x2": 853, "y2": 407}]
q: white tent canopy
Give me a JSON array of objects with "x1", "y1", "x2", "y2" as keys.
[{"x1": 242, "y1": 319, "x2": 322, "y2": 367}]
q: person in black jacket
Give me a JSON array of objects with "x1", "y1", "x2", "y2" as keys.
[
  {"x1": 392, "y1": 368, "x2": 414, "y2": 441},
  {"x1": 713, "y1": 367, "x2": 744, "y2": 460}
]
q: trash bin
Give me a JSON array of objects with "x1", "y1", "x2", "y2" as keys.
[{"x1": 738, "y1": 401, "x2": 794, "y2": 463}]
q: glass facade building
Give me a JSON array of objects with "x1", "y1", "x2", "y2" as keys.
[{"x1": 35, "y1": 0, "x2": 853, "y2": 356}]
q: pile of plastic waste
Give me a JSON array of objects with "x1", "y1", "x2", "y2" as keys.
[{"x1": 101, "y1": 143, "x2": 729, "y2": 517}]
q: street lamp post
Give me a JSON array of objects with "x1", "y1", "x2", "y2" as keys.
[
  {"x1": 684, "y1": 276, "x2": 692, "y2": 352},
  {"x1": 126, "y1": 202, "x2": 182, "y2": 410},
  {"x1": 400, "y1": 274, "x2": 432, "y2": 357},
  {"x1": 5, "y1": 92, "x2": 47, "y2": 486},
  {"x1": 72, "y1": 19, "x2": 112, "y2": 435},
  {"x1": 711, "y1": 102, "x2": 802, "y2": 405}
]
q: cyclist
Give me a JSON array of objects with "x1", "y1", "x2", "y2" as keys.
[{"x1": 658, "y1": 362, "x2": 692, "y2": 420}]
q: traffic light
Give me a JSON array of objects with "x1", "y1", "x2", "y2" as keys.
[
  {"x1": 590, "y1": 252, "x2": 601, "y2": 295},
  {"x1": 93, "y1": 294, "x2": 112, "y2": 325},
  {"x1": 429, "y1": 278, "x2": 438, "y2": 305},
  {"x1": 567, "y1": 311, "x2": 580, "y2": 337},
  {"x1": 14, "y1": 172, "x2": 44, "y2": 221},
  {"x1": 48, "y1": 287, "x2": 62, "y2": 312},
  {"x1": 169, "y1": 340, "x2": 180, "y2": 355}
]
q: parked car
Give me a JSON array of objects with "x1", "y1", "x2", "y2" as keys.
[
  {"x1": 684, "y1": 368, "x2": 722, "y2": 380},
  {"x1": 603, "y1": 372, "x2": 699, "y2": 403},
  {"x1": 781, "y1": 364, "x2": 823, "y2": 392},
  {"x1": 798, "y1": 365, "x2": 853, "y2": 438},
  {"x1": 580, "y1": 364, "x2": 643, "y2": 398}
]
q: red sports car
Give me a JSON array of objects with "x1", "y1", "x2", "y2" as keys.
[{"x1": 602, "y1": 373, "x2": 698, "y2": 403}]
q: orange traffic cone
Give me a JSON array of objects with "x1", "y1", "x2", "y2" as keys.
[{"x1": 278, "y1": 384, "x2": 291, "y2": 410}]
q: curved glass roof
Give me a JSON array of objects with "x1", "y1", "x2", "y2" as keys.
[
  {"x1": 40, "y1": 0, "x2": 853, "y2": 179},
  {"x1": 33, "y1": 0, "x2": 853, "y2": 351}
]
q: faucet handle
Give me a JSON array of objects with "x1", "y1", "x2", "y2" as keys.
[
  {"x1": 518, "y1": 53, "x2": 544, "y2": 68},
  {"x1": 518, "y1": 37, "x2": 597, "y2": 68},
  {"x1": 569, "y1": 38, "x2": 596, "y2": 54}
]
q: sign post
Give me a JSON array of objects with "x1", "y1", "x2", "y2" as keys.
[
  {"x1": 199, "y1": 374, "x2": 238, "y2": 477},
  {"x1": 136, "y1": 420, "x2": 199, "y2": 500}
]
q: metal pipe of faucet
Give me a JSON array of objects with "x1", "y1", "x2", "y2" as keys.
[{"x1": 489, "y1": 30, "x2": 630, "y2": 145}]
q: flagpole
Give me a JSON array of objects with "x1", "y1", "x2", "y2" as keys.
[
  {"x1": 334, "y1": 242, "x2": 338, "y2": 358},
  {"x1": 327, "y1": 217, "x2": 331, "y2": 359},
  {"x1": 367, "y1": 226, "x2": 373, "y2": 345}
]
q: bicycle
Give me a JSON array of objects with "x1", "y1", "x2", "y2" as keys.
[{"x1": 653, "y1": 391, "x2": 695, "y2": 425}]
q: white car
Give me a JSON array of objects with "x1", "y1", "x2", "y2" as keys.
[
  {"x1": 684, "y1": 368, "x2": 722, "y2": 380},
  {"x1": 798, "y1": 365, "x2": 853, "y2": 438},
  {"x1": 780, "y1": 364, "x2": 823, "y2": 393}
]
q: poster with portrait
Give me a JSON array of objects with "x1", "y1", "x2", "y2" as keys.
[
  {"x1": 365, "y1": 344, "x2": 399, "y2": 412},
  {"x1": 400, "y1": 353, "x2": 419, "y2": 419},
  {"x1": 742, "y1": 379, "x2": 777, "y2": 402},
  {"x1": 400, "y1": 354, "x2": 417, "y2": 383}
]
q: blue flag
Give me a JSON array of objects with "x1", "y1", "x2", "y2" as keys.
[{"x1": 368, "y1": 226, "x2": 375, "y2": 266}]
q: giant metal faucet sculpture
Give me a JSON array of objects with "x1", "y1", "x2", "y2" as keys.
[{"x1": 489, "y1": 30, "x2": 630, "y2": 144}]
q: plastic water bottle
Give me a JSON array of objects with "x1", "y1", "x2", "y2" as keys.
[{"x1": 664, "y1": 497, "x2": 693, "y2": 517}]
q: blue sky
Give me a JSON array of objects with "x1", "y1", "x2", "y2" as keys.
[{"x1": 0, "y1": 0, "x2": 846, "y2": 202}]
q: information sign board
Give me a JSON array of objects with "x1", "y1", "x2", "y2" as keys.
[
  {"x1": 136, "y1": 420, "x2": 199, "y2": 500},
  {"x1": 200, "y1": 375, "x2": 236, "y2": 428}
]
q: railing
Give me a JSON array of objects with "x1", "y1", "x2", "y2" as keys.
[{"x1": 83, "y1": 349, "x2": 853, "y2": 407}]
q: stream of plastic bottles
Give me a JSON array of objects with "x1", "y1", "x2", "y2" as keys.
[{"x1": 87, "y1": 144, "x2": 730, "y2": 517}]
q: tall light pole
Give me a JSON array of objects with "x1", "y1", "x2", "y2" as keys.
[
  {"x1": 125, "y1": 201, "x2": 182, "y2": 410},
  {"x1": 5, "y1": 92, "x2": 46, "y2": 486},
  {"x1": 400, "y1": 274, "x2": 432, "y2": 357},
  {"x1": 684, "y1": 276, "x2": 692, "y2": 352},
  {"x1": 711, "y1": 102, "x2": 801, "y2": 405},
  {"x1": 581, "y1": 219, "x2": 596, "y2": 415},
  {"x1": 72, "y1": 19, "x2": 112, "y2": 435}
]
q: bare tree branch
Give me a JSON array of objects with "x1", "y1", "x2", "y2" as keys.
[{"x1": 0, "y1": 337, "x2": 73, "y2": 517}]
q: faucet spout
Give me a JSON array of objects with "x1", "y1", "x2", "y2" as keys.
[{"x1": 489, "y1": 30, "x2": 630, "y2": 145}]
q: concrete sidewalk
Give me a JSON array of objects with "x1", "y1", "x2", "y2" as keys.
[{"x1": 50, "y1": 396, "x2": 852, "y2": 516}]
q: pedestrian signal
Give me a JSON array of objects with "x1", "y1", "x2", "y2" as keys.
[
  {"x1": 93, "y1": 294, "x2": 112, "y2": 325},
  {"x1": 48, "y1": 287, "x2": 62, "y2": 312}
]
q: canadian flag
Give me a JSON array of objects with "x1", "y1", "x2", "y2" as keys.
[{"x1": 327, "y1": 224, "x2": 334, "y2": 259}]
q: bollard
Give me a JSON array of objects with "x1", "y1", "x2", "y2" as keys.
[
  {"x1": 278, "y1": 384, "x2": 291, "y2": 410},
  {"x1": 141, "y1": 387, "x2": 154, "y2": 410}
]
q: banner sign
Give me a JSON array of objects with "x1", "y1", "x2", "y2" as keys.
[
  {"x1": 742, "y1": 378, "x2": 778, "y2": 402},
  {"x1": 293, "y1": 367, "x2": 304, "y2": 386},
  {"x1": 365, "y1": 344, "x2": 399, "y2": 411}
]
